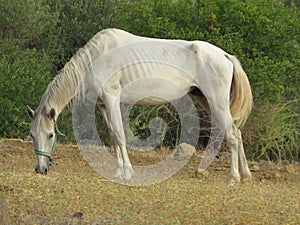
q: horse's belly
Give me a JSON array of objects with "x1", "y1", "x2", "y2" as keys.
[
  {"x1": 98, "y1": 60, "x2": 198, "y2": 105},
  {"x1": 119, "y1": 73, "x2": 193, "y2": 105}
]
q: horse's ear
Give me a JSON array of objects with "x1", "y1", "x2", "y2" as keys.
[
  {"x1": 26, "y1": 105, "x2": 35, "y2": 119},
  {"x1": 48, "y1": 108, "x2": 56, "y2": 120}
]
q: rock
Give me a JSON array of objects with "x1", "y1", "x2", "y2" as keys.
[
  {"x1": 0, "y1": 200, "x2": 11, "y2": 225},
  {"x1": 281, "y1": 160, "x2": 290, "y2": 165},
  {"x1": 73, "y1": 211, "x2": 84, "y2": 219},
  {"x1": 195, "y1": 168, "x2": 209, "y2": 179},
  {"x1": 284, "y1": 164, "x2": 296, "y2": 174},
  {"x1": 258, "y1": 160, "x2": 278, "y2": 170},
  {"x1": 251, "y1": 165, "x2": 260, "y2": 172},
  {"x1": 248, "y1": 161, "x2": 258, "y2": 166},
  {"x1": 172, "y1": 143, "x2": 196, "y2": 160},
  {"x1": 275, "y1": 172, "x2": 281, "y2": 179}
]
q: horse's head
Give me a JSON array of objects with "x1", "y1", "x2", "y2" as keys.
[{"x1": 26, "y1": 105, "x2": 57, "y2": 174}]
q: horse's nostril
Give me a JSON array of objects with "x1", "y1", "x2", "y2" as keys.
[{"x1": 35, "y1": 165, "x2": 49, "y2": 174}]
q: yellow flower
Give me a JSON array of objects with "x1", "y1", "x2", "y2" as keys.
[{"x1": 212, "y1": 13, "x2": 216, "y2": 20}]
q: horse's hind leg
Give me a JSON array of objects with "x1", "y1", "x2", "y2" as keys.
[
  {"x1": 225, "y1": 122, "x2": 241, "y2": 183},
  {"x1": 237, "y1": 130, "x2": 252, "y2": 181},
  {"x1": 200, "y1": 102, "x2": 252, "y2": 183},
  {"x1": 196, "y1": 90, "x2": 241, "y2": 183}
]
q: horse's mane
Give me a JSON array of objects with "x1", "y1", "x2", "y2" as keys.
[{"x1": 38, "y1": 28, "x2": 121, "y2": 113}]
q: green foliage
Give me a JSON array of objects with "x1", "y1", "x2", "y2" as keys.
[
  {"x1": 44, "y1": 0, "x2": 122, "y2": 68},
  {"x1": 123, "y1": 102, "x2": 209, "y2": 148},
  {"x1": 0, "y1": 44, "x2": 53, "y2": 138},
  {"x1": 246, "y1": 100, "x2": 300, "y2": 161},
  {"x1": 0, "y1": 0, "x2": 299, "y2": 161},
  {"x1": 120, "y1": 0, "x2": 300, "y2": 102},
  {"x1": 0, "y1": 0, "x2": 56, "y2": 42}
]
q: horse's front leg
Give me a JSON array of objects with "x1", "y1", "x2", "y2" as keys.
[
  {"x1": 98, "y1": 104, "x2": 124, "y2": 179},
  {"x1": 113, "y1": 145, "x2": 124, "y2": 179},
  {"x1": 103, "y1": 94, "x2": 134, "y2": 181}
]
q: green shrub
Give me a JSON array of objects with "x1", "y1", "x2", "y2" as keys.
[
  {"x1": 122, "y1": 102, "x2": 209, "y2": 148},
  {"x1": 0, "y1": 45, "x2": 53, "y2": 138},
  {"x1": 244, "y1": 100, "x2": 300, "y2": 161},
  {"x1": 0, "y1": 0, "x2": 299, "y2": 161}
]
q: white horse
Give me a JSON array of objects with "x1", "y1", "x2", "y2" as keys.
[{"x1": 27, "y1": 28, "x2": 253, "y2": 183}]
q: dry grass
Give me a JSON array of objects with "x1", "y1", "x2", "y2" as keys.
[{"x1": 1, "y1": 139, "x2": 299, "y2": 225}]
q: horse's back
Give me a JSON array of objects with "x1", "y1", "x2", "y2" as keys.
[{"x1": 85, "y1": 29, "x2": 234, "y2": 104}]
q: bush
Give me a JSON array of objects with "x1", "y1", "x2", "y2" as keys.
[
  {"x1": 120, "y1": 0, "x2": 300, "y2": 102},
  {"x1": 0, "y1": 44, "x2": 53, "y2": 138},
  {"x1": 0, "y1": 0, "x2": 299, "y2": 161},
  {"x1": 244, "y1": 100, "x2": 300, "y2": 161}
]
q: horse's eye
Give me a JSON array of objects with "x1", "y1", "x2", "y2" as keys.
[{"x1": 49, "y1": 133, "x2": 54, "y2": 139}]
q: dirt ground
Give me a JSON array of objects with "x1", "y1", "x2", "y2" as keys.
[{"x1": 0, "y1": 139, "x2": 299, "y2": 225}]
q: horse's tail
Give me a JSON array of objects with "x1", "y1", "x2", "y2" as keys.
[{"x1": 227, "y1": 55, "x2": 253, "y2": 128}]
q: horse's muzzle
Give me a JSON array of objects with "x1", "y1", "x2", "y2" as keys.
[{"x1": 35, "y1": 164, "x2": 49, "y2": 174}]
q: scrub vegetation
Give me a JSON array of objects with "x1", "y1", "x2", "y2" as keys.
[{"x1": 0, "y1": 0, "x2": 299, "y2": 158}]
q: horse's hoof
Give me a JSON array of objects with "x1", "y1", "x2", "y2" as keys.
[
  {"x1": 241, "y1": 174, "x2": 253, "y2": 183},
  {"x1": 229, "y1": 176, "x2": 241, "y2": 186},
  {"x1": 124, "y1": 170, "x2": 134, "y2": 180},
  {"x1": 112, "y1": 168, "x2": 123, "y2": 180},
  {"x1": 195, "y1": 168, "x2": 209, "y2": 179},
  {"x1": 122, "y1": 165, "x2": 134, "y2": 182}
]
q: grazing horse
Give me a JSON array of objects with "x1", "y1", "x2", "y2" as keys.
[{"x1": 27, "y1": 28, "x2": 253, "y2": 183}]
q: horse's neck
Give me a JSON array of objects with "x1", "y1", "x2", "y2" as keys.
[
  {"x1": 42, "y1": 58, "x2": 87, "y2": 117},
  {"x1": 41, "y1": 29, "x2": 124, "y2": 117}
]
